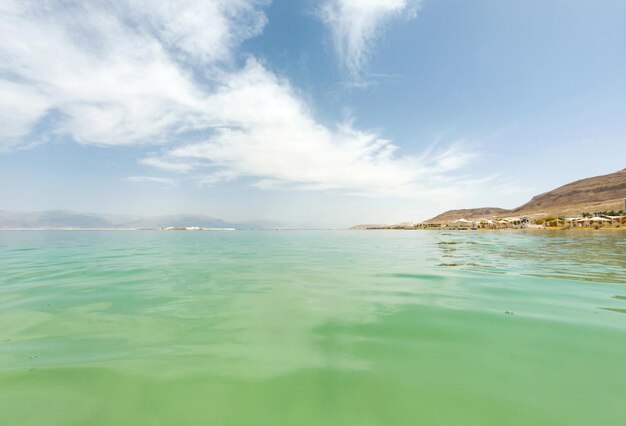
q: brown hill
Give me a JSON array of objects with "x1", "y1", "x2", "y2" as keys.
[
  {"x1": 425, "y1": 208, "x2": 509, "y2": 224},
  {"x1": 424, "y1": 168, "x2": 626, "y2": 223}
]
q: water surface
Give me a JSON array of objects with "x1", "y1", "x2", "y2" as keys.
[{"x1": 1, "y1": 230, "x2": 625, "y2": 425}]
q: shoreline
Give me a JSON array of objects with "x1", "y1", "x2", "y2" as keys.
[
  {"x1": 352, "y1": 227, "x2": 626, "y2": 232},
  {"x1": 0, "y1": 227, "x2": 235, "y2": 231},
  {"x1": 1, "y1": 227, "x2": 625, "y2": 232}
]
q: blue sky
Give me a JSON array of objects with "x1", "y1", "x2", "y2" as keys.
[{"x1": 1, "y1": 0, "x2": 625, "y2": 227}]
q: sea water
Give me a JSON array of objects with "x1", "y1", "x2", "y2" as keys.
[{"x1": 1, "y1": 230, "x2": 625, "y2": 425}]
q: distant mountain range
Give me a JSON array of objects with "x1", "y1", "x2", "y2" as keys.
[
  {"x1": 424, "y1": 168, "x2": 626, "y2": 223},
  {"x1": 0, "y1": 210, "x2": 277, "y2": 230}
]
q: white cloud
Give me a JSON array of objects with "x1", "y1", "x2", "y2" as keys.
[
  {"x1": 145, "y1": 59, "x2": 479, "y2": 197},
  {"x1": 319, "y1": 0, "x2": 420, "y2": 79},
  {"x1": 0, "y1": 80, "x2": 52, "y2": 150},
  {"x1": 139, "y1": 157, "x2": 196, "y2": 173},
  {"x1": 1, "y1": 0, "x2": 481, "y2": 199},
  {"x1": 126, "y1": 176, "x2": 176, "y2": 186},
  {"x1": 0, "y1": 0, "x2": 266, "y2": 147},
  {"x1": 128, "y1": 0, "x2": 268, "y2": 64}
]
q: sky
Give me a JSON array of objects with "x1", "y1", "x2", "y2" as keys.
[{"x1": 1, "y1": 0, "x2": 625, "y2": 227}]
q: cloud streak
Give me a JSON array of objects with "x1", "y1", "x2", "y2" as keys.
[
  {"x1": 319, "y1": 0, "x2": 420, "y2": 80},
  {"x1": 143, "y1": 60, "x2": 478, "y2": 197},
  {"x1": 127, "y1": 176, "x2": 177, "y2": 186}
]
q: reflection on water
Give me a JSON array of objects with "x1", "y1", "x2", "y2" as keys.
[
  {"x1": 1, "y1": 230, "x2": 624, "y2": 375},
  {"x1": 0, "y1": 230, "x2": 625, "y2": 425},
  {"x1": 434, "y1": 231, "x2": 626, "y2": 284}
]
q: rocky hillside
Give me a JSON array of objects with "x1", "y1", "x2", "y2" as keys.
[
  {"x1": 425, "y1": 168, "x2": 626, "y2": 223},
  {"x1": 510, "y1": 168, "x2": 626, "y2": 216}
]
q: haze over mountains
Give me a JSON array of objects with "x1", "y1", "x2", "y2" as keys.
[
  {"x1": 5, "y1": 169, "x2": 625, "y2": 230},
  {"x1": 0, "y1": 211, "x2": 277, "y2": 230}
]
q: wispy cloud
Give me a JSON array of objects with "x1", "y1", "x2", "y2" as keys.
[
  {"x1": 0, "y1": 0, "x2": 266, "y2": 148},
  {"x1": 1, "y1": 0, "x2": 481, "y2": 199},
  {"x1": 141, "y1": 59, "x2": 479, "y2": 197},
  {"x1": 126, "y1": 176, "x2": 177, "y2": 186},
  {"x1": 319, "y1": 0, "x2": 421, "y2": 81},
  {"x1": 139, "y1": 157, "x2": 196, "y2": 173}
]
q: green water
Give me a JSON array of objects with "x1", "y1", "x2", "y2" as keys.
[{"x1": 1, "y1": 230, "x2": 625, "y2": 425}]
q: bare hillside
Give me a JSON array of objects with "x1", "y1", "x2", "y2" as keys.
[
  {"x1": 424, "y1": 208, "x2": 508, "y2": 224},
  {"x1": 423, "y1": 168, "x2": 626, "y2": 223}
]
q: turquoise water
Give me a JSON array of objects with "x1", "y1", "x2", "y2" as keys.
[{"x1": 1, "y1": 230, "x2": 625, "y2": 425}]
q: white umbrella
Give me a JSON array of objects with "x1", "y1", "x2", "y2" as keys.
[{"x1": 588, "y1": 216, "x2": 610, "y2": 222}]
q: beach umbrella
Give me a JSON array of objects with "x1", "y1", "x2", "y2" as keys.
[
  {"x1": 603, "y1": 215, "x2": 623, "y2": 226},
  {"x1": 452, "y1": 219, "x2": 471, "y2": 226}
]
